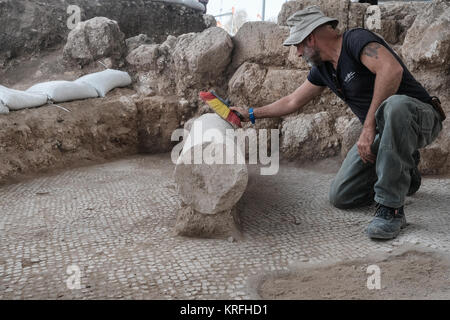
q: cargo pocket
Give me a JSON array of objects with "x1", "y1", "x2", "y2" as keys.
[{"x1": 417, "y1": 104, "x2": 440, "y2": 148}]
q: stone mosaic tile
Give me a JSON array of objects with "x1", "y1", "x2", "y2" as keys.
[{"x1": 0, "y1": 154, "x2": 449, "y2": 299}]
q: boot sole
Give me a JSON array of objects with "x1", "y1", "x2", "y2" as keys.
[{"x1": 367, "y1": 222, "x2": 407, "y2": 240}]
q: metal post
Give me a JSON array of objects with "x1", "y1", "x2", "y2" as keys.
[
  {"x1": 231, "y1": 11, "x2": 234, "y2": 35},
  {"x1": 262, "y1": 0, "x2": 266, "y2": 21}
]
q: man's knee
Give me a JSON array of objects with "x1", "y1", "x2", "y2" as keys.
[
  {"x1": 329, "y1": 180, "x2": 348, "y2": 209},
  {"x1": 329, "y1": 179, "x2": 374, "y2": 209}
]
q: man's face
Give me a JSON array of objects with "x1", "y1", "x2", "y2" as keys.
[{"x1": 296, "y1": 36, "x2": 323, "y2": 67}]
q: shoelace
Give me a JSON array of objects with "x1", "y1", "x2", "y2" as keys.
[{"x1": 374, "y1": 204, "x2": 400, "y2": 219}]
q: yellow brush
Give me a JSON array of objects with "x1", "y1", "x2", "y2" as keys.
[{"x1": 199, "y1": 90, "x2": 244, "y2": 128}]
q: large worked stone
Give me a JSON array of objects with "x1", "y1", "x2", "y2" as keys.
[
  {"x1": 281, "y1": 111, "x2": 340, "y2": 161},
  {"x1": 228, "y1": 62, "x2": 268, "y2": 108},
  {"x1": 401, "y1": 0, "x2": 450, "y2": 71},
  {"x1": 278, "y1": 0, "x2": 350, "y2": 33},
  {"x1": 172, "y1": 27, "x2": 233, "y2": 99},
  {"x1": 335, "y1": 116, "x2": 362, "y2": 159},
  {"x1": 63, "y1": 17, "x2": 126, "y2": 67},
  {"x1": 125, "y1": 34, "x2": 153, "y2": 53},
  {"x1": 228, "y1": 62, "x2": 308, "y2": 108},
  {"x1": 173, "y1": 113, "x2": 248, "y2": 238},
  {"x1": 419, "y1": 128, "x2": 450, "y2": 175},
  {"x1": 377, "y1": 1, "x2": 425, "y2": 45},
  {"x1": 348, "y1": 2, "x2": 369, "y2": 30},
  {"x1": 126, "y1": 36, "x2": 177, "y2": 96},
  {"x1": 128, "y1": 27, "x2": 233, "y2": 100},
  {"x1": 259, "y1": 68, "x2": 308, "y2": 106},
  {"x1": 231, "y1": 22, "x2": 290, "y2": 71}
]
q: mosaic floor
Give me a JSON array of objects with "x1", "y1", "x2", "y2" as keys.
[{"x1": 1, "y1": 154, "x2": 449, "y2": 299}]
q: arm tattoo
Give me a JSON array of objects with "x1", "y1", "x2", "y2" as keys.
[{"x1": 363, "y1": 43, "x2": 381, "y2": 59}]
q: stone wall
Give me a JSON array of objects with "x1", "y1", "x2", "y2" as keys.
[
  {"x1": 1, "y1": 0, "x2": 449, "y2": 182},
  {"x1": 0, "y1": 90, "x2": 138, "y2": 184},
  {"x1": 233, "y1": 0, "x2": 450, "y2": 172},
  {"x1": 0, "y1": 88, "x2": 194, "y2": 184},
  {"x1": 0, "y1": 0, "x2": 208, "y2": 65}
]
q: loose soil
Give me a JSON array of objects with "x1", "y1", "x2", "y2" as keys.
[{"x1": 258, "y1": 250, "x2": 450, "y2": 299}]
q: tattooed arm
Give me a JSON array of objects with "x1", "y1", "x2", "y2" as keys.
[{"x1": 357, "y1": 42, "x2": 404, "y2": 163}]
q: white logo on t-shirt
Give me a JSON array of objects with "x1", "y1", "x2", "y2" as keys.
[{"x1": 344, "y1": 71, "x2": 356, "y2": 83}]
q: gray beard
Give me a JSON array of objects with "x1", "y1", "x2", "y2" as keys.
[
  {"x1": 304, "y1": 47, "x2": 323, "y2": 67},
  {"x1": 306, "y1": 60, "x2": 315, "y2": 68}
]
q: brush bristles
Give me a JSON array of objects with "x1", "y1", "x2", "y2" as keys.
[{"x1": 199, "y1": 91, "x2": 242, "y2": 128}]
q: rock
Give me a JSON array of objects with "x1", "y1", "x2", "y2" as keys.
[
  {"x1": 276, "y1": 87, "x2": 349, "y2": 123},
  {"x1": 126, "y1": 44, "x2": 163, "y2": 72},
  {"x1": 174, "y1": 113, "x2": 248, "y2": 215},
  {"x1": 129, "y1": 28, "x2": 233, "y2": 100},
  {"x1": 126, "y1": 34, "x2": 152, "y2": 52},
  {"x1": 277, "y1": 1, "x2": 423, "y2": 46},
  {"x1": 63, "y1": 17, "x2": 126, "y2": 67},
  {"x1": 228, "y1": 62, "x2": 308, "y2": 108},
  {"x1": 335, "y1": 116, "x2": 352, "y2": 138},
  {"x1": 126, "y1": 36, "x2": 176, "y2": 97},
  {"x1": 135, "y1": 96, "x2": 181, "y2": 154},
  {"x1": 173, "y1": 114, "x2": 247, "y2": 234},
  {"x1": 348, "y1": 2, "x2": 370, "y2": 30},
  {"x1": 173, "y1": 27, "x2": 233, "y2": 75},
  {"x1": 172, "y1": 27, "x2": 233, "y2": 99},
  {"x1": 228, "y1": 62, "x2": 268, "y2": 107},
  {"x1": 240, "y1": 118, "x2": 281, "y2": 162},
  {"x1": 363, "y1": 4, "x2": 416, "y2": 45},
  {"x1": 0, "y1": 0, "x2": 67, "y2": 64},
  {"x1": 420, "y1": 144, "x2": 449, "y2": 175},
  {"x1": 278, "y1": 0, "x2": 350, "y2": 33},
  {"x1": 378, "y1": 19, "x2": 400, "y2": 45},
  {"x1": 281, "y1": 111, "x2": 339, "y2": 161},
  {"x1": 401, "y1": 0, "x2": 450, "y2": 71},
  {"x1": 231, "y1": 22, "x2": 290, "y2": 71},
  {"x1": 379, "y1": 1, "x2": 426, "y2": 45},
  {"x1": 278, "y1": 1, "x2": 304, "y2": 27},
  {"x1": 108, "y1": 1, "x2": 207, "y2": 43},
  {"x1": 203, "y1": 14, "x2": 217, "y2": 28},
  {"x1": 175, "y1": 204, "x2": 241, "y2": 239},
  {"x1": 259, "y1": 68, "x2": 308, "y2": 106},
  {"x1": 419, "y1": 129, "x2": 450, "y2": 175},
  {"x1": 337, "y1": 116, "x2": 362, "y2": 159},
  {"x1": 227, "y1": 236, "x2": 236, "y2": 243},
  {"x1": 0, "y1": 0, "x2": 209, "y2": 64}
]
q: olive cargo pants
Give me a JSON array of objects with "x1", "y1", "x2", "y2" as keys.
[{"x1": 329, "y1": 95, "x2": 443, "y2": 209}]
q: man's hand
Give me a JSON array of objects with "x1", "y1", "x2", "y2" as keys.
[
  {"x1": 357, "y1": 126, "x2": 377, "y2": 164},
  {"x1": 356, "y1": 41, "x2": 403, "y2": 164},
  {"x1": 229, "y1": 107, "x2": 250, "y2": 122}
]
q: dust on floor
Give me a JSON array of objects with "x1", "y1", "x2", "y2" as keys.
[{"x1": 258, "y1": 250, "x2": 450, "y2": 300}]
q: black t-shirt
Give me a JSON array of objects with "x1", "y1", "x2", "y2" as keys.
[{"x1": 307, "y1": 28, "x2": 432, "y2": 123}]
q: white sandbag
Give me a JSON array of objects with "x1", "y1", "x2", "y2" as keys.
[
  {"x1": 26, "y1": 80, "x2": 98, "y2": 103},
  {"x1": 0, "y1": 85, "x2": 48, "y2": 110},
  {"x1": 0, "y1": 101, "x2": 9, "y2": 114},
  {"x1": 158, "y1": 0, "x2": 205, "y2": 11},
  {"x1": 75, "y1": 69, "x2": 132, "y2": 97}
]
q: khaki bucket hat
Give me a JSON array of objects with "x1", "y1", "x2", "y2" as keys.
[{"x1": 283, "y1": 6, "x2": 338, "y2": 46}]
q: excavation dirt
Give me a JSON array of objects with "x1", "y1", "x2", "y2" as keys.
[{"x1": 258, "y1": 250, "x2": 450, "y2": 299}]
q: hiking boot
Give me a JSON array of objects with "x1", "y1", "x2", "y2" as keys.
[
  {"x1": 407, "y1": 150, "x2": 421, "y2": 196},
  {"x1": 366, "y1": 204, "x2": 407, "y2": 240}
]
